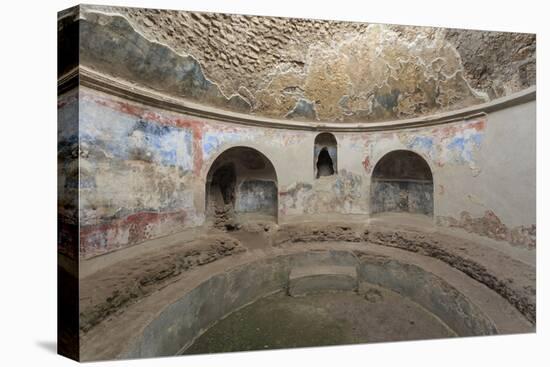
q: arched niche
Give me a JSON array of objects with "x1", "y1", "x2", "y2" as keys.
[
  {"x1": 205, "y1": 147, "x2": 278, "y2": 228},
  {"x1": 370, "y1": 150, "x2": 433, "y2": 216},
  {"x1": 314, "y1": 132, "x2": 337, "y2": 178}
]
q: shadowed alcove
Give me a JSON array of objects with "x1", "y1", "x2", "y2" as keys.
[
  {"x1": 205, "y1": 147, "x2": 278, "y2": 228},
  {"x1": 370, "y1": 150, "x2": 433, "y2": 216},
  {"x1": 314, "y1": 133, "x2": 338, "y2": 178}
]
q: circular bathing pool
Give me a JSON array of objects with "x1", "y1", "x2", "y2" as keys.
[{"x1": 185, "y1": 287, "x2": 455, "y2": 354}]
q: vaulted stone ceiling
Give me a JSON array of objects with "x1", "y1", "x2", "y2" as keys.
[{"x1": 63, "y1": 5, "x2": 536, "y2": 123}]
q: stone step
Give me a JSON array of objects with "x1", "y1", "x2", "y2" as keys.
[{"x1": 288, "y1": 265, "x2": 358, "y2": 297}]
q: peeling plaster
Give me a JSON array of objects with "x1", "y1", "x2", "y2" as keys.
[
  {"x1": 67, "y1": 6, "x2": 535, "y2": 123},
  {"x1": 437, "y1": 211, "x2": 536, "y2": 249},
  {"x1": 358, "y1": 117, "x2": 486, "y2": 177},
  {"x1": 280, "y1": 170, "x2": 365, "y2": 216},
  {"x1": 72, "y1": 88, "x2": 530, "y2": 257}
]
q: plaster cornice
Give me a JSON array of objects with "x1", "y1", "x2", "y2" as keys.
[{"x1": 59, "y1": 66, "x2": 536, "y2": 132}]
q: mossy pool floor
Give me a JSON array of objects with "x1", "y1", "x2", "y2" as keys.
[{"x1": 184, "y1": 287, "x2": 455, "y2": 354}]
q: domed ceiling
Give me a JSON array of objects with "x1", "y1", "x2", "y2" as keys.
[{"x1": 59, "y1": 5, "x2": 535, "y2": 123}]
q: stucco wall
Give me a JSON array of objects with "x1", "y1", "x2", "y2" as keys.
[
  {"x1": 436, "y1": 100, "x2": 536, "y2": 246},
  {"x1": 58, "y1": 87, "x2": 81, "y2": 360},
  {"x1": 73, "y1": 85, "x2": 535, "y2": 258},
  {"x1": 58, "y1": 88, "x2": 80, "y2": 260}
]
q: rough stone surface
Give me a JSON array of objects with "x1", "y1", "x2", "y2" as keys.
[
  {"x1": 273, "y1": 223, "x2": 536, "y2": 323},
  {"x1": 288, "y1": 265, "x2": 358, "y2": 296},
  {"x1": 445, "y1": 30, "x2": 536, "y2": 98},
  {"x1": 72, "y1": 5, "x2": 535, "y2": 122},
  {"x1": 354, "y1": 252, "x2": 496, "y2": 336},
  {"x1": 77, "y1": 217, "x2": 534, "y2": 360},
  {"x1": 437, "y1": 210, "x2": 536, "y2": 249},
  {"x1": 184, "y1": 290, "x2": 455, "y2": 354},
  {"x1": 79, "y1": 235, "x2": 244, "y2": 332}
]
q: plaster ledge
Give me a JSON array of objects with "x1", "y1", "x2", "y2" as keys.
[{"x1": 59, "y1": 66, "x2": 536, "y2": 132}]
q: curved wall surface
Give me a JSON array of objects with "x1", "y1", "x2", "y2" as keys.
[
  {"x1": 66, "y1": 80, "x2": 536, "y2": 258},
  {"x1": 122, "y1": 250, "x2": 497, "y2": 358},
  {"x1": 57, "y1": 7, "x2": 536, "y2": 363},
  {"x1": 56, "y1": 6, "x2": 536, "y2": 259},
  {"x1": 60, "y1": 7, "x2": 535, "y2": 123}
]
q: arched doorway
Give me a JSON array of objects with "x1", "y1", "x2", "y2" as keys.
[
  {"x1": 370, "y1": 150, "x2": 433, "y2": 216},
  {"x1": 314, "y1": 132, "x2": 337, "y2": 178},
  {"x1": 205, "y1": 147, "x2": 278, "y2": 228}
]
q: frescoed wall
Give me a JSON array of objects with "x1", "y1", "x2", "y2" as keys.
[
  {"x1": 72, "y1": 85, "x2": 535, "y2": 258},
  {"x1": 56, "y1": 6, "x2": 535, "y2": 259},
  {"x1": 58, "y1": 88, "x2": 80, "y2": 261}
]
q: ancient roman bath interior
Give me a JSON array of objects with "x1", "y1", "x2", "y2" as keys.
[{"x1": 57, "y1": 5, "x2": 536, "y2": 362}]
